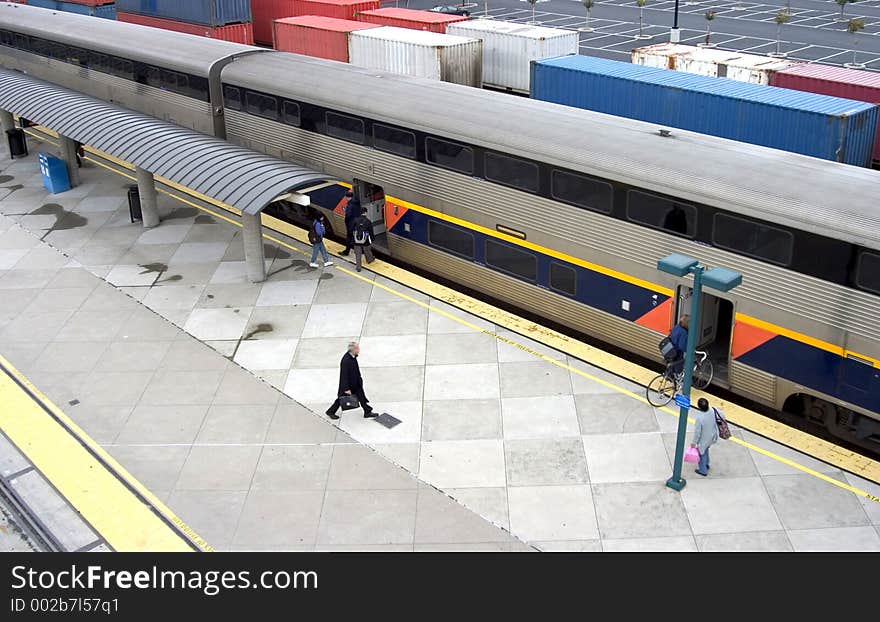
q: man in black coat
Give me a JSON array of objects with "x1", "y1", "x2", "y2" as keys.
[
  {"x1": 340, "y1": 191, "x2": 360, "y2": 256},
  {"x1": 326, "y1": 341, "x2": 376, "y2": 419}
]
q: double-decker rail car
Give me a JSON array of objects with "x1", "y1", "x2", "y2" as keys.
[{"x1": 0, "y1": 3, "x2": 265, "y2": 136}]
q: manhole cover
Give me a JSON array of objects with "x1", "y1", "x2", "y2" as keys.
[{"x1": 374, "y1": 413, "x2": 401, "y2": 429}]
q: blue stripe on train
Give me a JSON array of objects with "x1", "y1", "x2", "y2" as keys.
[{"x1": 393, "y1": 208, "x2": 668, "y2": 323}]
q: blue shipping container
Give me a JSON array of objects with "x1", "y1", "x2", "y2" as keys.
[
  {"x1": 114, "y1": 0, "x2": 251, "y2": 27},
  {"x1": 26, "y1": 0, "x2": 59, "y2": 10},
  {"x1": 530, "y1": 55, "x2": 879, "y2": 167},
  {"x1": 54, "y1": 1, "x2": 118, "y2": 19}
]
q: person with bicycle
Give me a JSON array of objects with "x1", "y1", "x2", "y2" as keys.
[{"x1": 669, "y1": 315, "x2": 690, "y2": 376}]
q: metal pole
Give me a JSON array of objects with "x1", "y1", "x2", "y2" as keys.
[
  {"x1": 671, "y1": 0, "x2": 681, "y2": 42},
  {"x1": 666, "y1": 264, "x2": 703, "y2": 492},
  {"x1": 135, "y1": 167, "x2": 160, "y2": 229},
  {"x1": 0, "y1": 109, "x2": 14, "y2": 158}
]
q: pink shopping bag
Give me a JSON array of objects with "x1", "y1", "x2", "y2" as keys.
[{"x1": 684, "y1": 447, "x2": 700, "y2": 464}]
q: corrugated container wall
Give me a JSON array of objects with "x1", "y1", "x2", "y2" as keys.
[
  {"x1": 355, "y1": 7, "x2": 467, "y2": 33},
  {"x1": 251, "y1": 0, "x2": 297, "y2": 45},
  {"x1": 52, "y1": 1, "x2": 117, "y2": 18},
  {"x1": 348, "y1": 26, "x2": 482, "y2": 87},
  {"x1": 46, "y1": 0, "x2": 115, "y2": 5},
  {"x1": 115, "y1": 0, "x2": 251, "y2": 26},
  {"x1": 446, "y1": 20, "x2": 578, "y2": 93},
  {"x1": 116, "y1": 12, "x2": 255, "y2": 43},
  {"x1": 273, "y1": 16, "x2": 378, "y2": 61},
  {"x1": 291, "y1": 0, "x2": 380, "y2": 20},
  {"x1": 771, "y1": 63, "x2": 880, "y2": 164},
  {"x1": 530, "y1": 55, "x2": 879, "y2": 166},
  {"x1": 632, "y1": 43, "x2": 801, "y2": 85}
]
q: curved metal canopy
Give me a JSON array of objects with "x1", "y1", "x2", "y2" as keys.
[{"x1": 0, "y1": 68, "x2": 332, "y2": 215}]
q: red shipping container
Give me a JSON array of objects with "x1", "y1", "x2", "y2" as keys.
[
  {"x1": 355, "y1": 7, "x2": 468, "y2": 33},
  {"x1": 116, "y1": 12, "x2": 255, "y2": 45},
  {"x1": 290, "y1": 0, "x2": 380, "y2": 21},
  {"x1": 273, "y1": 16, "x2": 378, "y2": 62},
  {"x1": 251, "y1": 0, "x2": 297, "y2": 45},
  {"x1": 771, "y1": 64, "x2": 880, "y2": 164},
  {"x1": 54, "y1": 0, "x2": 115, "y2": 5}
]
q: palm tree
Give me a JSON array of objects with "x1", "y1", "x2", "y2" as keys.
[
  {"x1": 635, "y1": 0, "x2": 651, "y2": 39},
  {"x1": 770, "y1": 9, "x2": 791, "y2": 57},
  {"x1": 701, "y1": 9, "x2": 717, "y2": 46},
  {"x1": 836, "y1": 0, "x2": 851, "y2": 22},
  {"x1": 580, "y1": 0, "x2": 595, "y2": 32},
  {"x1": 845, "y1": 17, "x2": 866, "y2": 68},
  {"x1": 480, "y1": 0, "x2": 492, "y2": 19},
  {"x1": 527, "y1": 0, "x2": 539, "y2": 24}
]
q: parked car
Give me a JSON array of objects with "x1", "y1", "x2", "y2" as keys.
[{"x1": 430, "y1": 5, "x2": 470, "y2": 16}]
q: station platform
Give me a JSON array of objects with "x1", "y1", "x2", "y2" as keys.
[{"x1": 1, "y1": 136, "x2": 879, "y2": 552}]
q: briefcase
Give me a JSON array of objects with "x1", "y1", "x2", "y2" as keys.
[{"x1": 339, "y1": 395, "x2": 360, "y2": 411}]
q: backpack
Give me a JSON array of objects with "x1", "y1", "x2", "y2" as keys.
[
  {"x1": 713, "y1": 407, "x2": 731, "y2": 440},
  {"x1": 353, "y1": 219, "x2": 370, "y2": 245},
  {"x1": 307, "y1": 227, "x2": 317, "y2": 244},
  {"x1": 658, "y1": 336, "x2": 677, "y2": 361}
]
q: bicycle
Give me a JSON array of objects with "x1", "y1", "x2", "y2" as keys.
[{"x1": 646, "y1": 350, "x2": 714, "y2": 407}]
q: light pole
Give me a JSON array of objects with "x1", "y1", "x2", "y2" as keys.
[
  {"x1": 657, "y1": 253, "x2": 742, "y2": 492},
  {"x1": 671, "y1": 0, "x2": 681, "y2": 42}
]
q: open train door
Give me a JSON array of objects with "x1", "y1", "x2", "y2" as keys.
[{"x1": 675, "y1": 285, "x2": 734, "y2": 384}]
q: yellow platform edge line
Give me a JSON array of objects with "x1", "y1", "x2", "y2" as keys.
[
  {"x1": 27, "y1": 133, "x2": 880, "y2": 497},
  {"x1": 0, "y1": 354, "x2": 212, "y2": 552}
]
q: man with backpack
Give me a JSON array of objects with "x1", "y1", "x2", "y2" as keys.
[
  {"x1": 308, "y1": 213, "x2": 333, "y2": 269},
  {"x1": 339, "y1": 190, "x2": 360, "y2": 256},
  {"x1": 351, "y1": 207, "x2": 375, "y2": 273},
  {"x1": 690, "y1": 397, "x2": 730, "y2": 476}
]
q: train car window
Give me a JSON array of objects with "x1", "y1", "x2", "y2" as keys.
[
  {"x1": 111, "y1": 57, "x2": 134, "y2": 80},
  {"x1": 67, "y1": 47, "x2": 88, "y2": 67},
  {"x1": 486, "y1": 239, "x2": 537, "y2": 282},
  {"x1": 426, "y1": 137, "x2": 473, "y2": 175},
  {"x1": 551, "y1": 170, "x2": 613, "y2": 214},
  {"x1": 428, "y1": 220, "x2": 474, "y2": 260},
  {"x1": 245, "y1": 91, "x2": 279, "y2": 121},
  {"x1": 856, "y1": 252, "x2": 880, "y2": 295},
  {"x1": 485, "y1": 152, "x2": 539, "y2": 193},
  {"x1": 549, "y1": 263, "x2": 577, "y2": 297},
  {"x1": 29, "y1": 37, "x2": 50, "y2": 57},
  {"x1": 326, "y1": 112, "x2": 365, "y2": 144},
  {"x1": 89, "y1": 51, "x2": 109, "y2": 73},
  {"x1": 223, "y1": 86, "x2": 242, "y2": 111},
  {"x1": 626, "y1": 190, "x2": 696, "y2": 238},
  {"x1": 713, "y1": 213, "x2": 793, "y2": 267},
  {"x1": 373, "y1": 124, "x2": 416, "y2": 159},
  {"x1": 146, "y1": 67, "x2": 162, "y2": 89},
  {"x1": 49, "y1": 41, "x2": 67, "y2": 60},
  {"x1": 282, "y1": 101, "x2": 301, "y2": 126},
  {"x1": 0, "y1": 31, "x2": 12, "y2": 47},
  {"x1": 14, "y1": 33, "x2": 29, "y2": 51}
]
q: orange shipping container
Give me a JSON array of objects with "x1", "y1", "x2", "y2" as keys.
[
  {"x1": 355, "y1": 7, "x2": 468, "y2": 33},
  {"x1": 291, "y1": 0, "x2": 380, "y2": 21},
  {"x1": 273, "y1": 15, "x2": 378, "y2": 62}
]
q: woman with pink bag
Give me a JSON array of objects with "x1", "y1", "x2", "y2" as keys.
[{"x1": 690, "y1": 398, "x2": 720, "y2": 477}]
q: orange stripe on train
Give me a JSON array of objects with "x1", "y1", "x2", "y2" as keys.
[
  {"x1": 384, "y1": 198, "x2": 409, "y2": 232},
  {"x1": 731, "y1": 320, "x2": 777, "y2": 359},
  {"x1": 635, "y1": 298, "x2": 673, "y2": 334}
]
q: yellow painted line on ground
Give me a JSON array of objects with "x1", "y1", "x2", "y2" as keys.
[
  {"x1": 22, "y1": 133, "x2": 880, "y2": 497},
  {"x1": 0, "y1": 355, "x2": 212, "y2": 551}
]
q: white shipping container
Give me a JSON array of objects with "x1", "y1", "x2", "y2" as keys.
[
  {"x1": 348, "y1": 26, "x2": 482, "y2": 87},
  {"x1": 446, "y1": 20, "x2": 579, "y2": 93},
  {"x1": 632, "y1": 43, "x2": 801, "y2": 85}
]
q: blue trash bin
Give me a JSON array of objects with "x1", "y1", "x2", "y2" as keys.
[{"x1": 38, "y1": 152, "x2": 71, "y2": 194}]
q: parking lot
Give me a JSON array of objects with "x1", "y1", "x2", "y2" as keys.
[{"x1": 409, "y1": 0, "x2": 880, "y2": 68}]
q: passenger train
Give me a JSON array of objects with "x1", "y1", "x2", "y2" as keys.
[{"x1": 1, "y1": 3, "x2": 879, "y2": 448}]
